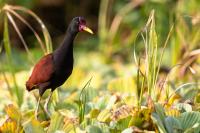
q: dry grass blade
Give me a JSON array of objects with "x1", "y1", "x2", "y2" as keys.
[
  {"x1": 6, "y1": 12, "x2": 35, "y2": 63},
  {"x1": 189, "y1": 49, "x2": 200, "y2": 56},
  {"x1": 154, "y1": 25, "x2": 174, "y2": 93},
  {"x1": 6, "y1": 5, "x2": 52, "y2": 53},
  {"x1": 5, "y1": 8, "x2": 46, "y2": 54}
]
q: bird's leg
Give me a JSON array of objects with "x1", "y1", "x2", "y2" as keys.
[
  {"x1": 44, "y1": 90, "x2": 53, "y2": 117},
  {"x1": 35, "y1": 96, "x2": 41, "y2": 120}
]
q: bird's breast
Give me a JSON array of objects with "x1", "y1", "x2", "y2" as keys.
[{"x1": 51, "y1": 57, "x2": 74, "y2": 87}]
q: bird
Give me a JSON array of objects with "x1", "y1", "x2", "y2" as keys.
[{"x1": 26, "y1": 17, "x2": 93, "y2": 119}]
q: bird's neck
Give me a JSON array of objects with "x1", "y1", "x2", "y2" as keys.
[{"x1": 53, "y1": 30, "x2": 77, "y2": 62}]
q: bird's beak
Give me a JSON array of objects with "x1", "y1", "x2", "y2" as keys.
[{"x1": 81, "y1": 25, "x2": 94, "y2": 34}]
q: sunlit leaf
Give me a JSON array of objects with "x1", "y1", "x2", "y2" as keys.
[
  {"x1": 106, "y1": 95, "x2": 119, "y2": 109},
  {"x1": 116, "y1": 116, "x2": 131, "y2": 131},
  {"x1": 122, "y1": 126, "x2": 144, "y2": 133},
  {"x1": 154, "y1": 103, "x2": 166, "y2": 122},
  {"x1": 0, "y1": 118, "x2": 23, "y2": 133},
  {"x1": 97, "y1": 109, "x2": 112, "y2": 123},
  {"x1": 5, "y1": 104, "x2": 22, "y2": 122},
  {"x1": 90, "y1": 109, "x2": 100, "y2": 119},
  {"x1": 111, "y1": 105, "x2": 132, "y2": 121},
  {"x1": 107, "y1": 76, "x2": 137, "y2": 94},
  {"x1": 23, "y1": 119, "x2": 45, "y2": 133},
  {"x1": 86, "y1": 125, "x2": 102, "y2": 133},
  {"x1": 47, "y1": 112, "x2": 64, "y2": 133},
  {"x1": 165, "y1": 108, "x2": 180, "y2": 117},
  {"x1": 151, "y1": 113, "x2": 167, "y2": 133},
  {"x1": 63, "y1": 117, "x2": 78, "y2": 133},
  {"x1": 166, "y1": 94, "x2": 181, "y2": 107},
  {"x1": 129, "y1": 108, "x2": 152, "y2": 128},
  {"x1": 179, "y1": 112, "x2": 200, "y2": 132},
  {"x1": 164, "y1": 117, "x2": 182, "y2": 133},
  {"x1": 174, "y1": 103, "x2": 192, "y2": 112}
]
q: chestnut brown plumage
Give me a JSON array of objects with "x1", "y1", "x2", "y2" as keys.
[{"x1": 26, "y1": 17, "x2": 93, "y2": 119}]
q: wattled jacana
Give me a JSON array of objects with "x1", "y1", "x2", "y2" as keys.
[{"x1": 26, "y1": 17, "x2": 93, "y2": 119}]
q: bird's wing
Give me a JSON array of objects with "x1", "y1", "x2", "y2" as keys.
[{"x1": 26, "y1": 54, "x2": 54, "y2": 91}]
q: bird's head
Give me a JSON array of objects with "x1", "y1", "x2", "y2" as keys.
[{"x1": 69, "y1": 17, "x2": 93, "y2": 34}]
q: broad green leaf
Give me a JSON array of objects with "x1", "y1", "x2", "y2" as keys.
[
  {"x1": 23, "y1": 119, "x2": 45, "y2": 133},
  {"x1": 106, "y1": 95, "x2": 118, "y2": 109},
  {"x1": 129, "y1": 115, "x2": 143, "y2": 128},
  {"x1": 116, "y1": 116, "x2": 131, "y2": 131},
  {"x1": 90, "y1": 109, "x2": 100, "y2": 118},
  {"x1": 62, "y1": 116, "x2": 78, "y2": 133},
  {"x1": 47, "y1": 112, "x2": 64, "y2": 133},
  {"x1": 179, "y1": 112, "x2": 200, "y2": 132},
  {"x1": 151, "y1": 113, "x2": 167, "y2": 133},
  {"x1": 97, "y1": 109, "x2": 112, "y2": 123},
  {"x1": 86, "y1": 125, "x2": 102, "y2": 133},
  {"x1": 194, "y1": 93, "x2": 200, "y2": 103},
  {"x1": 95, "y1": 96, "x2": 110, "y2": 110},
  {"x1": 164, "y1": 117, "x2": 182, "y2": 133},
  {"x1": 154, "y1": 103, "x2": 166, "y2": 122},
  {"x1": 184, "y1": 123, "x2": 200, "y2": 133},
  {"x1": 107, "y1": 77, "x2": 137, "y2": 94},
  {"x1": 174, "y1": 83, "x2": 199, "y2": 100},
  {"x1": 63, "y1": 122, "x2": 75, "y2": 133},
  {"x1": 174, "y1": 103, "x2": 192, "y2": 112},
  {"x1": 165, "y1": 108, "x2": 180, "y2": 117}
]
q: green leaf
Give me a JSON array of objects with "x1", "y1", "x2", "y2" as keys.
[
  {"x1": 5, "y1": 104, "x2": 22, "y2": 122},
  {"x1": 154, "y1": 103, "x2": 166, "y2": 122},
  {"x1": 86, "y1": 125, "x2": 102, "y2": 133},
  {"x1": 179, "y1": 112, "x2": 200, "y2": 132},
  {"x1": 122, "y1": 127, "x2": 134, "y2": 133},
  {"x1": 151, "y1": 113, "x2": 167, "y2": 133},
  {"x1": 90, "y1": 109, "x2": 100, "y2": 119},
  {"x1": 0, "y1": 118, "x2": 23, "y2": 133},
  {"x1": 106, "y1": 95, "x2": 118, "y2": 109},
  {"x1": 23, "y1": 120, "x2": 45, "y2": 133},
  {"x1": 97, "y1": 109, "x2": 112, "y2": 123},
  {"x1": 164, "y1": 116, "x2": 182, "y2": 133},
  {"x1": 107, "y1": 77, "x2": 137, "y2": 94},
  {"x1": 116, "y1": 116, "x2": 132, "y2": 131},
  {"x1": 174, "y1": 103, "x2": 192, "y2": 112},
  {"x1": 128, "y1": 115, "x2": 143, "y2": 128},
  {"x1": 122, "y1": 126, "x2": 144, "y2": 133},
  {"x1": 47, "y1": 112, "x2": 64, "y2": 133}
]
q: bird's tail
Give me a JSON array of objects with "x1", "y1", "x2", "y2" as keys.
[{"x1": 26, "y1": 81, "x2": 36, "y2": 91}]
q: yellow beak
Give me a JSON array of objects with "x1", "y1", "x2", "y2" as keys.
[{"x1": 82, "y1": 26, "x2": 94, "y2": 34}]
